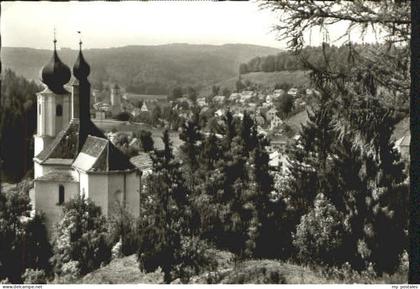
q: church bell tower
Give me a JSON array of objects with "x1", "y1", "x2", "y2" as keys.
[{"x1": 34, "y1": 35, "x2": 71, "y2": 157}]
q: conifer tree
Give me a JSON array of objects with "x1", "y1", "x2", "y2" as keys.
[
  {"x1": 285, "y1": 84, "x2": 408, "y2": 272},
  {"x1": 200, "y1": 131, "x2": 221, "y2": 171},
  {"x1": 332, "y1": 101, "x2": 408, "y2": 273},
  {"x1": 249, "y1": 140, "x2": 288, "y2": 259},
  {"x1": 138, "y1": 129, "x2": 214, "y2": 283},
  {"x1": 285, "y1": 93, "x2": 337, "y2": 215},
  {"x1": 221, "y1": 109, "x2": 237, "y2": 152},
  {"x1": 179, "y1": 112, "x2": 203, "y2": 190},
  {"x1": 138, "y1": 130, "x2": 154, "y2": 152}
]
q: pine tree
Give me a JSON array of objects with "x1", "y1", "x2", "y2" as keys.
[
  {"x1": 139, "y1": 129, "x2": 211, "y2": 283},
  {"x1": 138, "y1": 130, "x2": 154, "y2": 152},
  {"x1": 285, "y1": 93, "x2": 336, "y2": 215},
  {"x1": 239, "y1": 111, "x2": 258, "y2": 155},
  {"x1": 202, "y1": 113, "x2": 281, "y2": 258},
  {"x1": 221, "y1": 109, "x2": 237, "y2": 152},
  {"x1": 179, "y1": 112, "x2": 203, "y2": 190},
  {"x1": 332, "y1": 103, "x2": 408, "y2": 273},
  {"x1": 200, "y1": 131, "x2": 221, "y2": 171},
  {"x1": 249, "y1": 141, "x2": 288, "y2": 259},
  {"x1": 284, "y1": 85, "x2": 408, "y2": 272}
]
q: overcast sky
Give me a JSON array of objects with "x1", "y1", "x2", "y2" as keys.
[{"x1": 2, "y1": 1, "x2": 381, "y2": 50}]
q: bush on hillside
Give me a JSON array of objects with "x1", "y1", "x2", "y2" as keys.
[
  {"x1": 172, "y1": 236, "x2": 218, "y2": 283},
  {"x1": 205, "y1": 263, "x2": 287, "y2": 284},
  {"x1": 52, "y1": 194, "x2": 112, "y2": 277},
  {"x1": 22, "y1": 269, "x2": 47, "y2": 284},
  {"x1": 108, "y1": 203, "x2": 139, "y2": 256},
  {"x1": 0, "y1": 189, "x2": 52, "y2": 283},
  {"x1": 293, "y1": 193, "x2": 345, "y2": 266}
]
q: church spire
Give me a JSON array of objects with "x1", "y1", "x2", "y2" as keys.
[
  {"x1": 78, "y1": 31, "x2": 82, "y2": 51},
  {"x1": 53, "y1": 27, "x2": 57, "y2": 51},
  {"x1": 40, "y1": 29, "x2": 71, "y2": 94},
  {"x1": 73, "y1": 32, "x2": 90, "y2": 80},
  {"x1": 72, "y1": 32, "x2": 92, "y2": 153}
]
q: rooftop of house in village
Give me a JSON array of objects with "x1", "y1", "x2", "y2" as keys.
[
  {"x1": 130, "y1": 152, "x2": 154, "y2": 173},
  {"x1": 123, "y1": 93, "x2": 168, "y2": 102}
]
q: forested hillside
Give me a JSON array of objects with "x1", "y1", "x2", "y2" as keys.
[
  {"x1": 0, "y1": 69, "x2": 41, "y2": 183},
  {"x1": 240, "y1": 43, "x2": 403, "y2": 75},
  {"x1": 1, "y1": 44, "x2": 280, "y2": 94}
]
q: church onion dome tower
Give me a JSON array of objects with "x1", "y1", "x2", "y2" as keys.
[
  {"x1": 40, "y1": 37, "x2": 71, "y2": 94},
  {"x1": 73, "y1": 41, "x2": 90, "y2": 80}
]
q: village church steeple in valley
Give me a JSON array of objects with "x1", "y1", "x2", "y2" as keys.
[{"x1": 31, "y1": 37, "x2": 142, "y2": 235}]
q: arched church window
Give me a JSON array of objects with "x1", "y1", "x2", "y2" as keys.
[
  {"x1": 58, "y1": 185, "x2": 65, "y2": 205},
  {"x1": 56, "y1": 104, "x2": 63, "y2": 116},
  {"x1": 114, "y1": 190, "x2": 122, "y2": 204}
]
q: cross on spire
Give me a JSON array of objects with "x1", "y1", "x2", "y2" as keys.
[
  {"x1": 53, "y1": 27, "x2": 57, "y2": 51},
  {"x1": 77, "y1": 31, "x2": 82, "y2": 50}
]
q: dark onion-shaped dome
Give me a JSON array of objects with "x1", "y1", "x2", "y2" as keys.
[
  {"x1": 73, "y1": 49, "x2": 90, "y2": 80},
  {"x1": 41, "y1": 48, "x2": 71, "y2": 94}
]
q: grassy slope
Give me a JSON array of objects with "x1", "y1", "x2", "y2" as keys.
[
  {"x1": 81, "y1": 255, "x2": 163, "y2": 284},
  {"x1": 78, "y1": 254, "x2": 323, "y2": 284},
  {"x1": 77, "y1": 254, "x2": 407, "y2": 284}
]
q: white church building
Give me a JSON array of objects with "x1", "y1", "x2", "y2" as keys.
[{"x1": 30, "y1": 38, "x2": 142, "y2": 235}]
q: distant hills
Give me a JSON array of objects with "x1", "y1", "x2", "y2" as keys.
[{"x1": 1, "y1": 44, "x2": 281, "y2": 94}]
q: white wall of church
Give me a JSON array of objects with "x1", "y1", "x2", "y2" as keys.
[
  {"x1": 79, "y1": 171, "x2": 89, "y2": 196},
  {"x1": 125, "y1": 172, "x2": 141, "y2": 217},
  {"x1": 62, "y1": 95, "x2": 71, "y2": 129},
  {"x1": 34, "y1": 162, "x2": 44, "y2": 178},
  {"x1": 35, "y1": 89, "x2": 70, "y2": 159},
  {"x1": 37, "y1": 89, "x2": 71, "y2": 138},
  {"x1": 33, "y1": 180, "x2": 79, "y2": 236},
  {"x1": 107, "y1": 174, "x2": 125, "y2": 215},
  {"x1": 78, "y1": 171, "x2": 115, "y2": 219},
  {"x1": 86, "y1": 173, "x2": 110, "y2": 216},
  {"x1": 34, "y1": 136, "x2": 47, "y2": 158},
  {"x1": 79, "y1": 171, "x2": 140, "y2": 217},
  {"x1": 107, "y1": 174, "x2": 123, "y2": 215},
  {"x1": 46, "y1": 94, "x2": 56, "y2": 136},
  {"x1": 37, "y1": 93, "x2": 46, "y2": 136}
]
